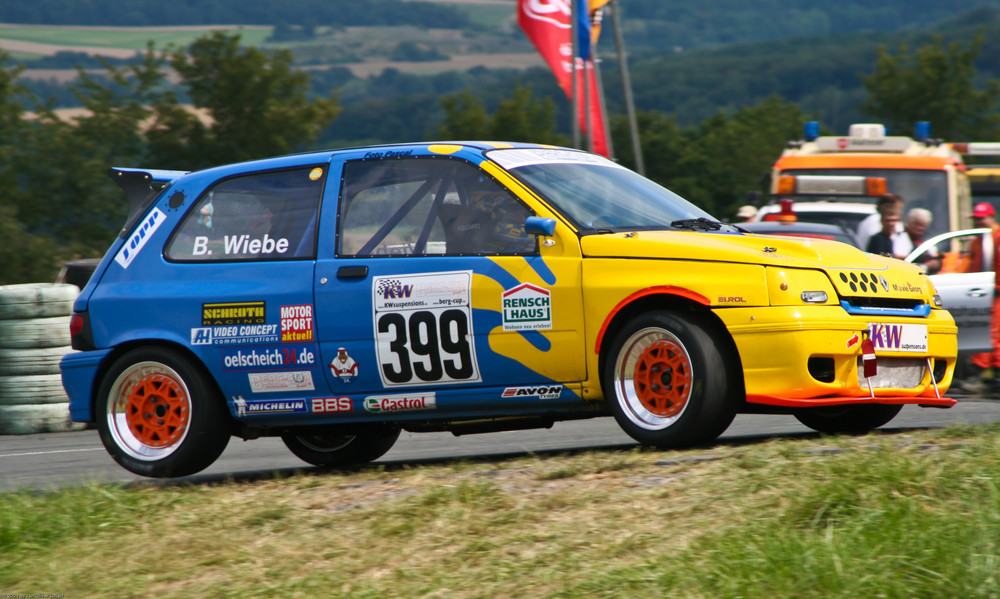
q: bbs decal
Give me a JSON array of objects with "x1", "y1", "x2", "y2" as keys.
[{"x1": 373, "y1": 271, "x2": 481, "y2": 387}]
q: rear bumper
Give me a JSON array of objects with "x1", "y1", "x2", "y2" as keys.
[{"x1": 59, "y1": 349, "x2": 111, "y2": 423}]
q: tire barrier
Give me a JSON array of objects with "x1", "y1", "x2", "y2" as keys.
[
  {"x1": 0, "y1": 283, "x2": 78, "y2": 319},
  {"x1": 0, "y1": 283, "x2": 86, "y2": 434},
  {"x1": 0, "y1": 404, "x2": 84, "y2": 435}
]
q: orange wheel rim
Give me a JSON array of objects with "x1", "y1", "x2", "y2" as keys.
[
  {"x1": 632, "y1": 339, "x2": 692, "y2": 417},
  {"x1": 124, "y1": 373, "x2": 190, "y2": 448}
]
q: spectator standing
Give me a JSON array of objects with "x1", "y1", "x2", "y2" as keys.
[
  {"x1": 735, "y1": 205, "x2": 757, "y2": 222},
  {"x1": 857, "y1": 192, "x2": 904, "y2": 250},
  {"x1": 967, "y1": 203, "x2": 1000, "y2": 394},
  {"x1": 897, "y1": 208, "x2": 940, "y2": 272},
  {"x1": 865, "y1": 207, "x2": 904, "y2": 257}
]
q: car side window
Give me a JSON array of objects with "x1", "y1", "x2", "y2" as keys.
[
  {"x1": 166, "y1": 166, "x2": 324, "y2": 262},
  {"x1": 338, "y1": 158, "x2": 536, "y2": 257}
]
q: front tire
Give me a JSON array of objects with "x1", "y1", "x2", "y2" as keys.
[
  {"x1": 603, "y1": 310, "x2": 740, "y2": 448},
  {"x1": 281, "y1": 428, "x2": 401, "y2": 467},
  {"x1": 97, "y1": 346, "x2": 230, "y2": 478},
  {"x1": 794, "y1": 404, "x2": 902, "y2": 435}
]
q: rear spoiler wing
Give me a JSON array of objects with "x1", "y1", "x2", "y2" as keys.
[{"x1": 109, "y1": 167, "x2": 188, "y2": 238}]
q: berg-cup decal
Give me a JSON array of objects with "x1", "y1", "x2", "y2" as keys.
[
  {"x1": 373, "y1": 271, "x2": 481, "y2": 387},
  {"x1": 501, "y1": 282, "x2": 552, "y2": 331},
  {"x1": 115, "y1": 208, "x2": 166, "y2": 268}
]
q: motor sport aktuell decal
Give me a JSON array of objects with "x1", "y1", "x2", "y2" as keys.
[
  {"x1": 280, "y1": 304, "x2": 314, "y2": 342},
  {"x1": 373, "y1": 271, "x2": 482, "y2": 387}
]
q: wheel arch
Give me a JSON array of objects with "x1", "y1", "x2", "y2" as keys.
[
  {"x1": 89, "y1": 339, "x2": 232, "y2": 428},
  {"x1": 596, "y1": 293, "x2": 745, "y2": 399}
]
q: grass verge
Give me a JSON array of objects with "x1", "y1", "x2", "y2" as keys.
[{"x1": 2, "y1": 423, "x2": 999, "y2": 598}]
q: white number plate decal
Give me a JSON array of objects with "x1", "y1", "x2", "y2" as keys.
[
  {"x1": 373, "y1": 271, "x2": 481, "y2": 387},
  {"x1": 867, "y1": 323, "x2": 928, "y2": 353}
]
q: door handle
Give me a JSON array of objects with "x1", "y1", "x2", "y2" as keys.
[
  {"x1": 967, "y1": 288, "x2": 989, "y2": 298},
  {"x1": 337, "y1": 265, "x2": 368, "y2": 279}
]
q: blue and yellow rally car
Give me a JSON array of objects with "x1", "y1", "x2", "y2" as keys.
[{"x1": 60, "y1": 142, "x2": 957, "y2": 478}]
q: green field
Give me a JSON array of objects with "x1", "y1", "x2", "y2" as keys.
[
  {"x1": 459, "y1": 4, "x2": 517, "y2": 28},
  {"x1": 3, "y1": 423, "x2": 1000, "y2": 598},
  {"x1": 0, "y1": 25, "x2": 272, "y2": 51}
]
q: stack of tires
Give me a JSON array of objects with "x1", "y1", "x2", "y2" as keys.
[{"x1": 0, "y1": 283, "x2": 87, "y2": 434}]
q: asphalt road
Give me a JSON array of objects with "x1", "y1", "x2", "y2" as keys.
[{"x1": 2, "y1": 396, "x2": 999, "y2": 492}]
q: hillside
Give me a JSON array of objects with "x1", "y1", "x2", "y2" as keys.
[
  {"x1": 5, "y1": 1, "x2": 1000, "y2": 145},
  {"x1": 3, "y1": 0, "x2": 1000, "y2": 52},
  {"x1": 620, "y1": 6, "x2": 1000, "y2": 128}
]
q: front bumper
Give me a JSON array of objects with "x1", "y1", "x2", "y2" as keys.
[{"x1": 717, "y1": 306, "x2": 956, "y2": 408}]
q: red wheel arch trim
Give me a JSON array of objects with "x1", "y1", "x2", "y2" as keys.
[{"x1": 595, "y1": 286, "x2": 711, "y2": 354}]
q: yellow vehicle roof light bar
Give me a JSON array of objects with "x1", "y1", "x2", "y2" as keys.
[
  {"x1": 952, "y1": 142, "x2": 1000, "y2": 156},
  {"x1": 775, "y1": 175, "x2": 887, "y2": 196}
]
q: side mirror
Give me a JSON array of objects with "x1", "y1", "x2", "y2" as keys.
[{"x1": 524, "y1": 216, "x2": 557, "y2": 237}]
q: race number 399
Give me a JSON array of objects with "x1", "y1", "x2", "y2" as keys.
[{"x1": 373, "y1": 271, "x2": 481, "y2": 387}]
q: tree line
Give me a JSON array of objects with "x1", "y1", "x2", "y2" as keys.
[{"x1": 1, "y1": 30, "x2": 997, "y2": 285}]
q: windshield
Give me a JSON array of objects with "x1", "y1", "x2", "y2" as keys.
[
  {"x1": 488, "y1": 148, "x2": 723, "y2": 233},
  {"x1": 778, "y1": 168, "x2": 949, "y2": 238}
]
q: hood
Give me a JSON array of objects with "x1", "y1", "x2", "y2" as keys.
[{"x1": 580, "y1": 230, "x2": 931, "y2": 301}]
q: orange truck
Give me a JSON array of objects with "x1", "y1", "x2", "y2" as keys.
[{"x1": 767, "y1": 122, "x2": 973, "y2": 241}]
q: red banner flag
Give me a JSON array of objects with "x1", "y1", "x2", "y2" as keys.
[{"x1": 517, "y1": 0, "x2": 609, "y2": 157}]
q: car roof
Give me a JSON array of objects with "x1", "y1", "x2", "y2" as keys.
[
  {"x1": 757, "y1": 202, "x2": 876, "y2": 215},
  {"x1": 111, "y1": 141, "x2": 567, "y2": 239},
  {"x1": 739, "y1": 220, "x2": 861, "y2": 247},
  {"x1": 740, "y1": 221, "x2": 855, "y2": 233}
]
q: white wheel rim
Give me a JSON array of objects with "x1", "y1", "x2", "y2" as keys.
[
  {"x1": 106, "y1": 361, "x2": 192, "y2": 461},
  {"x1": 613, "y1": 327, "x2": 694, "y2": 430}
]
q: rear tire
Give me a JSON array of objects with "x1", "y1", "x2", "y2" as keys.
[
  {"x1": 281, "y1": 428, "x2": 401, "y2": 467},
  {"x1": 794, "y1": 404, "x2": 902, "y2": 435},
  {"x1": 602, "y1": 310, "x2": 740, "y2": 448},
  {"x1": 97, "y1": 346, "x2": 230, "y2": 478}
]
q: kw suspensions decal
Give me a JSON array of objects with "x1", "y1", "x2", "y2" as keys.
[{"x1": 373, "y1": 271, "x2": 481, "y2": 387}]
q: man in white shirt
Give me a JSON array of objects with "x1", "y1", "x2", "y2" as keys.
[{"x1": 857, "y1": 192, "x2": 904, "y2": 250}]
